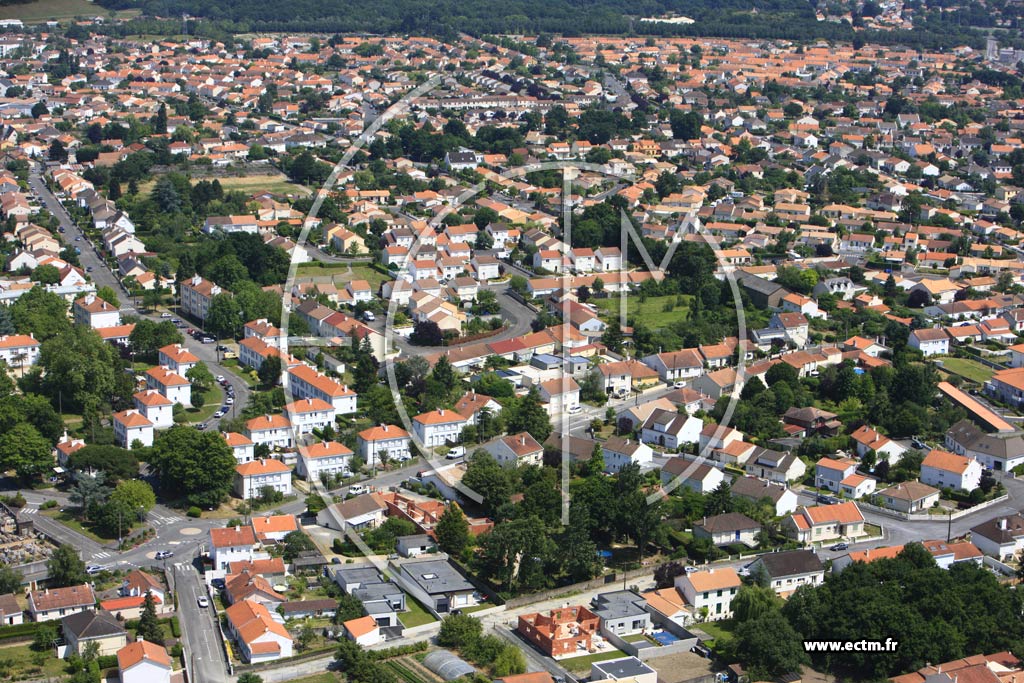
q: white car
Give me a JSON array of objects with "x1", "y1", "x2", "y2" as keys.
[
  {"x1": 567, "y1": 405, "x2": 583, "y2": 415},
  {"x1": 216, "y1": 375, "x2": 225, "y2": 383},
  {"x1": 197, "y1": 596, "x2": 209, "y2": 608},
  {"x1": 225, "y1": 397, "x2": 234, "y2": 405}
]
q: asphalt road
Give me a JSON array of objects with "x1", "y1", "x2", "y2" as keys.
[
  {"x1": 174, "y1": 562, "x2": 230, "y2": 683},
  {"x1": 28, "y1": 163, "x2": 124, "y2": 297}
]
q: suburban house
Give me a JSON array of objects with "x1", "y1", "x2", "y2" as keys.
[
  {"x1": 784, "y1": 502, "x2": 866, "y2": 543},
  {"x1": 72, "y1": 293, "x2": 120, "y2": 329},
  {"x1": 921, "y1": 539, "x2": 984, "y2": 569},
  {"x1": 317, "y1": 493, "x2": 388, "y2": 531},
  {"x1": 730, "y1": 476, "x2": 799, "y2": 516},
  {"x1": 747, "y1": 549, "x2": 824, "y2": 597},
  {"x1": 283, "y1": 397, "x2": 337, "y2": 435},
  {"x1": 970, "y1": 514, "x2": 1024, "y2": 560},
  {"x1": 296, "y1": 441, "x2": 353, "y2": 481},
  {"x1": 814, "y1": 457, "x2": 859, "y2": 493},
  {"x1": 660, "y1": 459, "x2": 724, "y2": 494},
  {"x1": 61, "y1": 610, "x2": 127, "y2": 657},
  {"x1": 945, "y1": 419, "x2": 1024, "y2": 473},
  {"x1": 877, "y1": 481, "x2": 941, "y2": 513},
  {"x1": 412, "y1": 409, "x2": 468, "y2": 449},
  {"x1": 343, "y1": 614, "x2": 383, "y2": 647},
  {"x1": 517, "y1": 606, "x2": 600, "y2": 658},
  {"x1": 354, "y1": 425, "x2": 410, "y2": 468},
  {"x1": 225, "y1": 599, "x2": 293, "y2": 663},
  {"x1": 642, "y1": 349, "x2": 705, "y2": 383},
  {"x1": 209, "y1": 526, "x2": 264, "y2": 571},
  {"x1": 743, "y1": 447, "x2": 806, "y2": 484},
  {"x1": 117, "y1": 640, "x2": 172, "y2": 683},
  {"x1": 908, "y1": 328, "x2": 950, "y2": 356},
  {"x1": 29, "y1": 584, "x2": 96, "y2": 622},
  {"x1": 245, "y1": 414, "x2": 294, "y2": 450},
  {"x1": 850, "y1": 424, "x2": 907, "y2": 465},
  {"x1": 920, "y1": 449, "x2": 982, "y2": 492},
  {"x1": 601, "y1": 437, "x2": 654, "y2": 474},
  {"x1": 397, "y1": 559, "x2": 478, "y2": 615},
  {"x1": 481, "y1": 432, "x2": 544, "y2": 468},
  {"x1": 693, "y1": 513, "x2": 760, "y2": 548},
  {"x1": 537, "y1": 377, "x2": 581, "y2": 416},
  {"x1": 112, "y1": 409, "x2": 154, "y2": 449},
  {"x1": 234, "y1": 458, "x2": 293, "y2": 500},
  {"x1": 640, "y1": 410, "x2": 702, "y2": 450},
  {"x1": 396, "y1": 534, "x2": 436, "y2": 558},
  {"x1": 675, "y1": 568, "x2": 741, "y2": 621},
  {"x1": 287, "y1": 364, "x2": 358, "y2": 414},
  {"x1": 590, "y1": 590, "x2": 652, "y2": 638}
]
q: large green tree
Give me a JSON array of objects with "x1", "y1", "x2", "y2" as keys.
[
  {"x1": 505, "y1": 388, "x2": 552, "y2": 443},
  {"x1": 436, "y1": 503, "x2": 470, "y2": 556},
  {"x1": 10, "y1": 288, "x2": 70, "y2": 341},
  {"x1": 149, "y1": 426, "x2": 236, "y2": 508},
  {"x1": 47, "y1": 544, "x2": 87, "y2": 587},
  {"x1": 38, "y1": 326, "x2": 121, "y2": 412},
  {"x1": 205, "y1": 293, "x2": 243, "y2": 339},
  {"x1": 0, "y1": 423, "x2": 53, "y2": 481}
]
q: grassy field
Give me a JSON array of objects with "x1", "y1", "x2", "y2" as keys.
[
  {"x1": 184, "y1": 384, "x2": 224, "y2": 424},
  {"x1": 0, "y1": 0, "x2": 138, "y2": 21},
  {"x1": 592, "y1": 294, "x2": 691, "y2": 329},
  {"x1": 137, "y1": 173, "x2": 310, "y2": 197},
  {"x1": 939, "y1": 357, "x2": 995, "y2": 384},
  {"x1": 695, "y1": 619, "x2": 737, "y2": 651},
  {"x1": 295, "y1": 262, "x2": 395, "y2": 290},
  {"x1": 281, "y1": 674, "x2": 344, "y2": 683},
  {"x1": 41, "y1": 509, "x2": 113, "y2": 543},
  {"x1": 0, "y1": 643, "x2": 67, "y2": 681},
  {"x1": 559, "y1": 649, "x2": 626, "y2": 672},
  {"x1": 398, "y1": 596, "x2": 438, "y2": 628}
]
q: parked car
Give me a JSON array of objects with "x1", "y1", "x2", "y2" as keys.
[
  {"x1": 348, "y1": 484, "x2": 368, "y2": 496},
  {"x1": 216, "y1": 375, "x2": 225, "y2": 383},
  {"x1": 225, "y1": 397, "x2": 234, "y2": 405},
  {"x1": 830, "y1": 542, "x2": 849, "y2": 552},
  {"x1": 362, "y1": 311, "x2": 376, "y2": 322},
  {"x1": 446, "y1": 446, "x2": 465, "y2": 459},
  {"x1": 160, "y1": 312, "x2": 172, "y2": 319},
  {"x1": 567, "y1": 405, "x2": 583, "y2": 414},
  {"x1": 201, "y1": 337, "x2": 215, "y2": 344},
  {"x1": 211, "y1": 578, "x2": 225, "y2": 589}
]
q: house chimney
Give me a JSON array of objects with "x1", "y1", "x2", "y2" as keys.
[
  {"x1": 1000, "y1": 518, "x2": 1009, "y2": 530},
  {"x1": 439, "y1": 409, "x2": 445, "y2": 416}
]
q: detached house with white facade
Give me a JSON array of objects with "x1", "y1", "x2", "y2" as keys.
[
  {"x1": 234, "y1": 459, "x2": 293, "y2": 500},
  {"x1": 296, "y1": 441, "x2": 353, "y2": 481},
  {"x1": 357, "y1": 424, "x2": 412, "y2": 466},
  {"x1": 287, "y1": 364, "x2": 358, "y2": 414},
  {"x1": 412, "y1": 409, "x2": 468, "y2": 450},
  {"x1": 920, "y1": 449, "x2": 982, "y2": 492},
  {"x1": 283, "y1": 397, "x2": 336, "y2": 435}
]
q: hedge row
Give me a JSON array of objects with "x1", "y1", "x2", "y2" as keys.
[{"x1": 367, "y1": 641, "x2": 430, "y2": 661}]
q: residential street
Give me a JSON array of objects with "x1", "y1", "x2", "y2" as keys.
[{"x1": 174, "y1": 562, "x2": 230, "y2": 683}]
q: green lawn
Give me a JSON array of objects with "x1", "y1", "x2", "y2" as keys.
[
  {"x1": 0, "y1": 0, "x2": 138, "y2": 21},
  {"x1": 279, "y1": 673, "x2": 343, "y2": 683},
  {"x1": 398, "y1": 596, "x2": 438, "y2": 628},
  {"x1": 41, "y1": 509, "x2": 115, "y2": 543},
  {"x1": 221, "y1": 359, "x2": 259, "y2": 387},
  {"x1": 0, "y1": 643, "x2": 68, "y2": 680},
  {"x1": 138, "y1": 173, "x2": 309, "y2": 197},
  {"x1": 939, "y1": 357, "x2": 995, "y2": 384},
  {"x1": 184, "y1": 384, "x2": 224, "y2": 423},
  {"x1": 558, "y1": 649, "x2": 626, "y2": 672},
  {"x1": 592, "y1": 295, "x2": 691, "y2": 329},
  {"x1": 696, "y1": 619, "x2": 737, "y2": 651},
  {"x1": 295, "y1": 263, "x2": 394, "y2": 290}
]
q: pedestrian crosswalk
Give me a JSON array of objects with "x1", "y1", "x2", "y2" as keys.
[
  {"x1": 20, "y1": 506, "x2": 37, "y2": 515},
  {"x1": 148, "y1": 510, "x2": 186, "y2": 526},
  {"x1": 93, "y1": 551, "x2": 113, "y2": 559}
]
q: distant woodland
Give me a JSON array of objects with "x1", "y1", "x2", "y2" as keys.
[{"x1": 89, "y1": 0, "x2": 1005, "y2": 50}]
